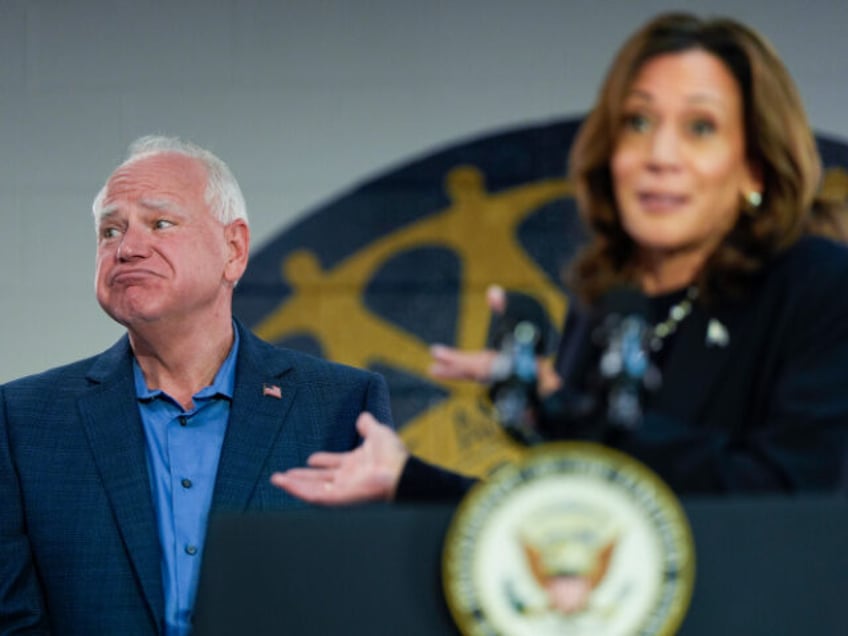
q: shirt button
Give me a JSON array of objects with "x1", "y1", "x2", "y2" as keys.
[
  {"x1": 181, "y1": 478, "x2": 193, "y2": 489},
  {"x1": 185, "y1": 545, "x2": 198, "y2": 556}
]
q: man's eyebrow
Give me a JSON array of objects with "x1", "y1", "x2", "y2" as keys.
[
  {"x1": 98, "y1": 197, "x2": 188, "y2": 225},
  {"x1": 99, "y1": 204, "x2": 119, "y2": 218},
  {"x1": 139, "y1": 197, "x2": 180, "y2": 211}
]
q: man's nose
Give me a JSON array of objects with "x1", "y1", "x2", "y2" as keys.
[{"x1": 116, "y1": 224, "x2": 151, "y2": 261}]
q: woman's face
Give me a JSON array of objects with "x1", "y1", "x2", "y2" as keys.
[{"x1": 611, "y1": 49, "x2": 761, "y2": 268}]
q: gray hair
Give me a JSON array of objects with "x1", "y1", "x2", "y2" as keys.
[{"x1": 92, "y1": 135, "x2": 248, "y2": 227}]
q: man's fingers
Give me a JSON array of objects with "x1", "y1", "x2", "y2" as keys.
[
  {"x1": 270, "y1": 470, "x2": 340, "y2": 504},
  {"x1": 356, "y1": 411, "x2": 380, "y2": 436},
  {"x1": 272, "y1": 468, "x2": 330, "y2": 484},
  {"x1": 306, "y1": 452, "x2": 345, "y2": 468}
]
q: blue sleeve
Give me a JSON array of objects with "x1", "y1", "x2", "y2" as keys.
[{"x1": 363, "y1": 371, "x2": 394, "y2": 430}]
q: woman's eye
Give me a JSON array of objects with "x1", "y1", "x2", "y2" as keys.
[
  {"x1": 689, "y1": 119, "x2": 716, "y2": 136},
  {"x1": 100, "y1": 227, "x2": 120, "y2": 239},
  {"x1": 623, "y1": 113, "x2": 651, "y2": 133},
  {"x1": 154, "y1": 219, "x2": 175, "y2": 230}
]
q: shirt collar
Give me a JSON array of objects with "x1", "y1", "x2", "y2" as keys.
[{"x1": 133, "y1": 323, "x2": 240, "y2": 402}]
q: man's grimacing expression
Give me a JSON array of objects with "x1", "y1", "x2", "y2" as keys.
[{"x1": 95, "y1": 152, "x2": 248, "y2": 329}]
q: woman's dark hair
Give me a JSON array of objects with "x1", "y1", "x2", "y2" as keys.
[{"x1": 568, "y1": 12, "x2": 827, "y2": 303}]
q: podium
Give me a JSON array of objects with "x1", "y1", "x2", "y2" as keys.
[{"x1": 194, "y1": 496, "x2": 848, "y2": 635}]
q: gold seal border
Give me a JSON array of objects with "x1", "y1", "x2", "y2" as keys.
[{"x1": 442, "y1": 441, "x2": 696, "y2": 636}]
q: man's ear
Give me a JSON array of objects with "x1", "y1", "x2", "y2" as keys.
[{"x1": 224, "y1": 219, "x2": 250, "y2": 284}]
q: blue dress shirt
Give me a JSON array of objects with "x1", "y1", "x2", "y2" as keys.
[{"x1": 134, "y1": 328, "x2": 239, "y2": 636}]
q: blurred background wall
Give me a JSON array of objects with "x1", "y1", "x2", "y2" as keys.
[{"x1": 1, "y1": 0, "x2": 846, "y2": 383}]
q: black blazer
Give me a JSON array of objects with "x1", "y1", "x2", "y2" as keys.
[
  {"x1": 554, "y1": 235, "x2": 848, "y2": 493},
  {"x1": 397, "y1": 235, "x2": 848, "y2": 499}
]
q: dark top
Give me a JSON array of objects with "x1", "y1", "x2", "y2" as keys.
[{"x1": 396, "y1": 235, "x2": 848, "y2": 498}]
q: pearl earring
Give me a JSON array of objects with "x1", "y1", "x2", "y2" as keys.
[{"x1": 747, "y1": 191, "x2": 762, "y2": 208}]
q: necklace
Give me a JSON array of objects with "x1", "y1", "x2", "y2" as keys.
[{"x1": 649, "y1": 286, "x2": 698, "y2": 352}]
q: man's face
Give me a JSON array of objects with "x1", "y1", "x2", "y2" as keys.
[{"x1": 94, "y1": 152, "x2": 248, "y2": 330}]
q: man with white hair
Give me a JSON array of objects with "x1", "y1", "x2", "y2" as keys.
[{"x1": 0, "y1": 136, "x2": 392, "y2": 635}]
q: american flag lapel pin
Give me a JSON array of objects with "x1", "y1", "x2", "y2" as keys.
[{"x1": 262, "y1": 383, "x2": 282, "y2": 399}]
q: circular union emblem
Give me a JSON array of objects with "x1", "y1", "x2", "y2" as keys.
[{"x1": 442, "y1": 442, "x2": 694, "y2": 636}]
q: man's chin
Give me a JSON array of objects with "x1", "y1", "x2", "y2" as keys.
[{"x1": 99, "y1": 304, "x2": 163, "y2": 330}]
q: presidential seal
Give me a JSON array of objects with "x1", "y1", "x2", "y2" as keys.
[{"x1": 442, "y1": 442, "x2": 694, "y2": 636}]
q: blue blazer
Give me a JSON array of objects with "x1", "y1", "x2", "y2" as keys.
[{"x1": 0, "y1": 320, "x2": 392, "y2": 634}]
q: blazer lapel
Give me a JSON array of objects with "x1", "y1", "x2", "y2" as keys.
[
  {"x1": 211, "y1": 326, "x2": 298, "y2": 511},
  {"x1": 77, "y1": 338, "x2": 164, "y2": 629}
]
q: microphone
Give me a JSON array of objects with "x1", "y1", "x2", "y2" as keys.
[
  {"x1": 485, "y1": 287, "x2": 554, "y2": 356},
  {"x1": 590, "y1": 286, "x2": 659, "y2": 430},
  {"x1": 536, "y1": 286, "x2": 660, "y2": 440},
  {"x1": 484, "y1": 286, "x2": 659, "y2": 443},
  {"x1": 485, "y1": 288, "x2": 553, "y2": 445},
  {"x1": 489, "y1": 319, "x2": 544, "y2": 445}
]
